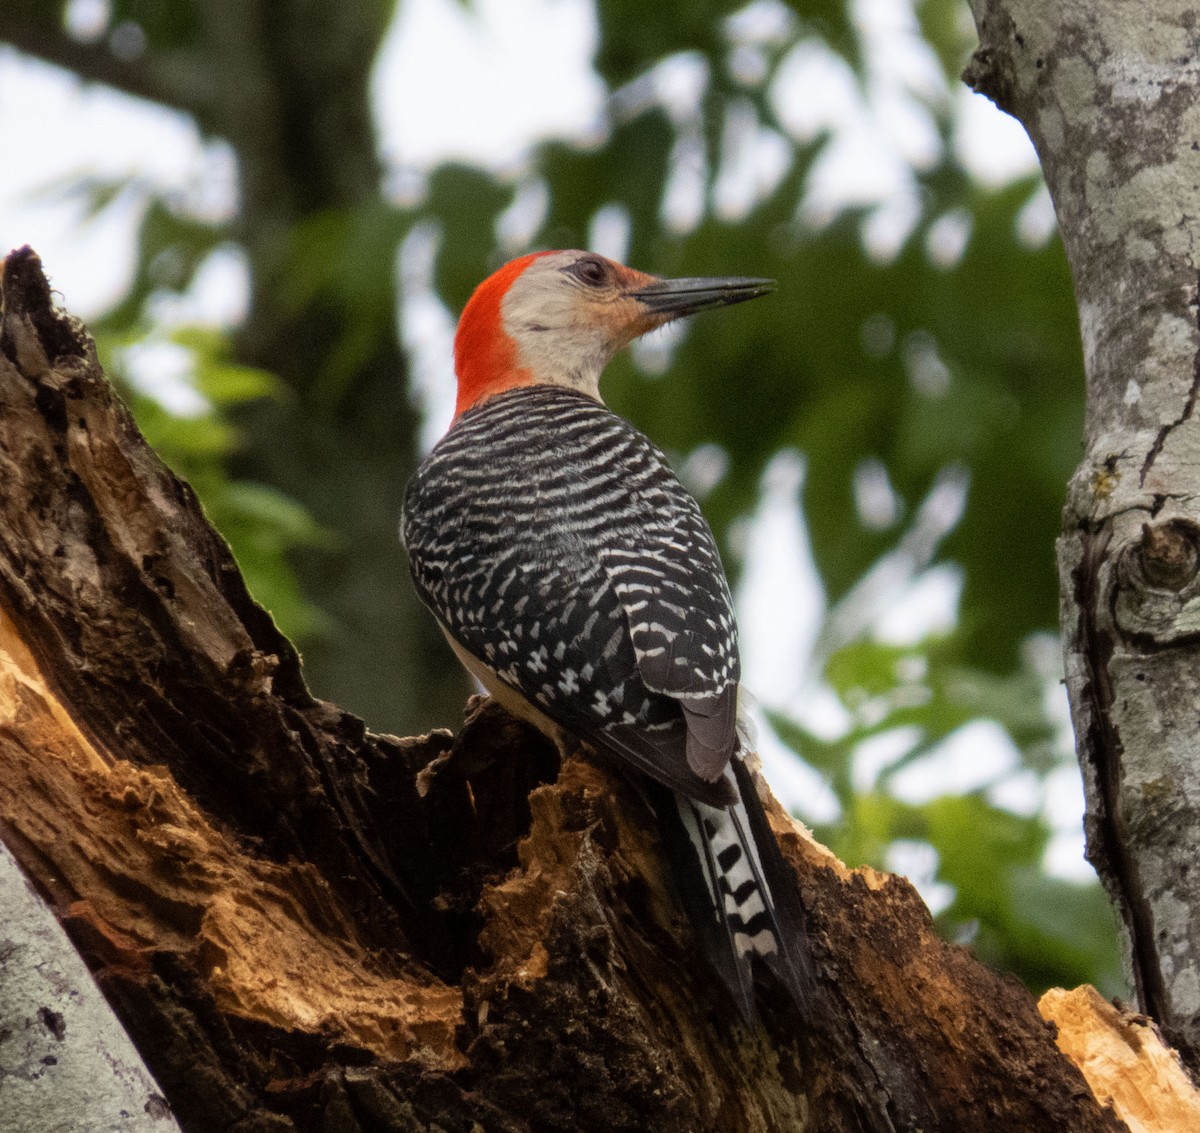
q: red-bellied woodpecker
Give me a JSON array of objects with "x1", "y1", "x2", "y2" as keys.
[{"x1": 402, "y1": 249, "x2": 809, "y2": 1021}]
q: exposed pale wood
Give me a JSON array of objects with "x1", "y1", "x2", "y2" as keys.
[
  {"x1": 0, "y1": 605, "x2": 463, "y2": 1068},
  {"x1": 1042, "y1": 986, "x2": 1200, "y2": 1133}
]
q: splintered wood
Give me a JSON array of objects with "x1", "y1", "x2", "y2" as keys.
[
  {"x1": 1042, "y1": 986, "x2": 1200, "y2": 1133},
  {"x1": 0, "y1": 605, "x2": 464, "y2": 1067}
]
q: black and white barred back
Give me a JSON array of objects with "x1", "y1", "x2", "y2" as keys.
[{"x1": 402, "y1": 385, "x2": 809, "y2": 1021}]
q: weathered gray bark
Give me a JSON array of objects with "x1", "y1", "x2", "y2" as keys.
[
  {"x1": 966, "y1": 0, "x2": 1200, "y2": 1074},
  {"x1": 0, "y1": 841, "x2": 179, "y2": 1131}
]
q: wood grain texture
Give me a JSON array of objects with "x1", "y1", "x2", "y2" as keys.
[{"x1": 1042, "y1": 986, "x2": 1200, "y2": 1132}]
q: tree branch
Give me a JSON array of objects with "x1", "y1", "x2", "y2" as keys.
[
  {"x1": 0, "y1": 19, "x2": 216, "y2": 120},
  {"x1": 0, "y1": 840, "x2": 179, "y2": 1131}
]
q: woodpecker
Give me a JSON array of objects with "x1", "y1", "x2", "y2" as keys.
[{"x1": 402, "y1": 249, "x2": 809, "y2": 1021}]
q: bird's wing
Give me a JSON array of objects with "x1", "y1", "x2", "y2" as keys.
[
  {"x1": 597, "y1": 451, "x2": 742, "y2": 784},
  {"x1": 421, "y1": 539, "x2": 736, "y2": 807}
]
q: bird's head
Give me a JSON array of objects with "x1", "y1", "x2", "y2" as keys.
[{"x1": 452, "y1": 249, "x2": 773, "y2": 419}]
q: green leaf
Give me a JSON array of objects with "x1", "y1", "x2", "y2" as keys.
[{"x1": 917, "y1": 0, "x2": 978, "y2": 84}]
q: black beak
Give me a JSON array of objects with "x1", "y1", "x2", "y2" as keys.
[{"x1": 629, "y1": 275, "x2": 776, "y2": 320}]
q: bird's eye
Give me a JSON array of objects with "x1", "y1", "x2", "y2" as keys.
[{"x1": 569, "y1": 256, "x2": 609, "y2": 288}]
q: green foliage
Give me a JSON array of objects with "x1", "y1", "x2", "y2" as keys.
[
  {"x1": 917, "y1": 0, "x2": 977, "y2": 80},
  {"x1": 100, "y1": 195, "x2": 228, "y2": 335},
  {"x1": 781, "y1": 0, "x2": 860, "y2": 67},
  {"x1": 594, "y1": 1, "x2": 745, "y2": 86},
  {"x1": 277, "y1": 202, "x2": 413, "y2": 406},
  {"x1": 105, "y1": 0, "x2": 201, "y2": 49},
  {"x1": 777, "y1": 634, "x2": 1121, "y2": 995},
  {"x1": 96, "y1": 326, "x2": 329, "y2": 640},
  {"x1": 427, "y1": 166, "x2": 526, "y2": 309}
]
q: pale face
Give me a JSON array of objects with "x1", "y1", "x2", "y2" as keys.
[
  {"x1": 499, "y1": 250, "x2": 661, "y2": 400},
  {"x1": 451, "y1": 249, "x2": 773, "y2": 419}
]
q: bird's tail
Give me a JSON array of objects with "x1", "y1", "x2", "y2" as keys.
[{"x1": 654, "y1": 755, "x2": 812, "y2": 1024}]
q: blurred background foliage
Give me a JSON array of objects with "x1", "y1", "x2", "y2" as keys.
[{"x1": 0, "y1": 0, "x2": 1122, "y2": 998}]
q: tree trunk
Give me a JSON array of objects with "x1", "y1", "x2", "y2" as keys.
[
  {"x1": 4, "y1": 244, "x2": 1187, "y2": 1132},
  {"x1": 0, "y1": 839, "x2": 179, "y2": 1131},
  {"x1": 965, "y1": 0, "x2": 1200, "y2": 1076}
]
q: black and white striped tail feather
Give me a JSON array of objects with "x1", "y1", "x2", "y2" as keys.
[{"x1": 657, "y1": 756, "x2": 811, "y2": 1024}]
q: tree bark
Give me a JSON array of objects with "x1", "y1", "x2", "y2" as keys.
[
  {"x1": 0, "y1": 244, "x2": 1183, "y2": 1130},
  {"x1": 965, "y1": 0, "x2": 1200, "y2": 1076},
  {"x1": 0, "y1": 840, "x2": 179, "y2": 1131}
]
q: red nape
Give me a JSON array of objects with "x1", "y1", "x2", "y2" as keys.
[{"x1": 452, "y1": 251, "x2": 553, "y2": 421}]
